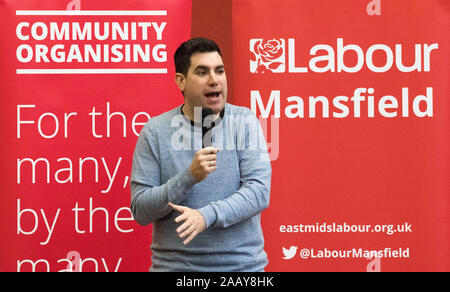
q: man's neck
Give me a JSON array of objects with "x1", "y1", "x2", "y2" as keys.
[{"x1": 181, "y1": 104, "x2": 221, "y2": 123}]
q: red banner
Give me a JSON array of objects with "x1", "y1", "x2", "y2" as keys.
[
  {"x1": 1, "y1": 0, "x2": 448, "y2": 273},
  {"x1": 232, "y1": 0, "x2": 448, "y2": 271},
  {"x1": 0, "y1": 0, "x2": 191, "y2": 272}
]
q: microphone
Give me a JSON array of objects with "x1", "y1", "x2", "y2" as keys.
[{"x1": 201, "y1": 107, "x2": 214, "y2": 148}]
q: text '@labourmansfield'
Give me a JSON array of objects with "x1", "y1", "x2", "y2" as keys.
[{"x1": 279, "y1": 222, "x2": 412, "y2": 262}]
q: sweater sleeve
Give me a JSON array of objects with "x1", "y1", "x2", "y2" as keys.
[
  {"x1": 198, "y1": 110, "x2": 272, "y2": 229},
  {"x1": 130, "y1": 126, "x2": 197, "y2": 226}
]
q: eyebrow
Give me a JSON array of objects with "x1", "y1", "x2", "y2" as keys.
[{"x1": 194, "y1": 65, "x2": 225, "y2": 71}]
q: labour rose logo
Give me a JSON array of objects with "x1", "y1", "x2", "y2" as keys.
[{"x1": 250, "y1": 38, "x2": 285, "y2": 73}]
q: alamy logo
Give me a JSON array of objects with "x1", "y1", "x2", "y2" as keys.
[{"x1": 250, "y1": 38, "x2": 285, "y2": 73}]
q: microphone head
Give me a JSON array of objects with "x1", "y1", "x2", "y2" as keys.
[
  {"x1": 201, "y1": 108, "x2": 214, "y2": 148},
  {"x1": 201, "y1": 107, "x2": 214, "y2": 123}
]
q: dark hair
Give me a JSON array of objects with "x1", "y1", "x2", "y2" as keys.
[{"x1": 174, "y1": 37, "x2": 222, "y2": 76}]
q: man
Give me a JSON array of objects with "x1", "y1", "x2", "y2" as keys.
[{"x1": 130, "y1": 38, "x2": 271, "y2": 272}]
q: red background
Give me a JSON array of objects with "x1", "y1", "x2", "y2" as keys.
[
  {"x1": 1, "y1": 0, "x2": 448, "y2": 272},
  {"x1": 231, "y1": 0, "x2": 448, "y2": 271},
  {"x1": 0, "y1": 0, "x2": 191, "y2": 272}
]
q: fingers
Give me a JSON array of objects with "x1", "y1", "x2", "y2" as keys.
[
  {"x1": 197, "y1": 152, "x2": 218, "y2": 168},
  {"x1": 189, "y1": 147, "x2": 219, "y2": 182},
  {"x1": 201, "y1": 153, "x2": 217, "y2": 168},
  {"x1": 207, "y1": 160, "x2": 216, "y2": 168},
  {"x1": 198, "y1": 155, "x2": 217, "y2": 170},
  {"x1": 200, "y1": 153, "x2": 217, "y2": 162},
  {"x1": 202, "y1": 160, "x2": 216, "y2": 170},
  {"x1": 168, "y1": 202, "x2": 185, "y2": 213},
  {"x1": 178, "y1": 223, "x2": 201, "y2": 245},
  {"x1": 183, "y1": 230, "x2": 199, "y2": 245},
  {"x1": 198, "y1": 147, "x2": 219, "y2": 155},
  {"x1": 169, "y1": 204, "x2": 206, "y2": 245},
  {"x1": 176, "y1": 219, "x2": 191, "y2": 234},
  {"x1": 178, "y1": 224, "x2": 196, "y2": 239},
  {"x1": 174, "y1": 213, "x2": 186, "y2": 224}
]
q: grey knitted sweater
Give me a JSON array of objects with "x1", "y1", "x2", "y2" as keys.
[{"x1": 130, "y1": 103, "x2": 271, "y2": 271}]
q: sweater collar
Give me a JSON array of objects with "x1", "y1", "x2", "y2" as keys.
[{"x1": 179, "y1": 104, "x2": 226, "y2": 129}]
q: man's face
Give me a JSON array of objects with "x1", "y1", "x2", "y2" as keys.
[{"x1": 176, "y1": 51, "x2": 227, "y2": 115}]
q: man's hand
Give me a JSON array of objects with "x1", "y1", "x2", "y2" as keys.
[
  {"x1": 189, "y1": 147, "x2": 219, "y2": 182},
  {"x1": 168, "y1": 202, "x2": 207, "y2": 245}
]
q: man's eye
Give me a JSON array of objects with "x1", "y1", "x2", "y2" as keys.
[
  {"x1": 216, "y1": 69, "x2": 225, "y2": 74},
  {"x1": 197, "y1": 71, "x2": 207, "y2": 75}
]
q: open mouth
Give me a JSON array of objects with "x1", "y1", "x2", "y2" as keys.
[{"x1": 205, "y1": 91, "x2": 221, "y2": 98}]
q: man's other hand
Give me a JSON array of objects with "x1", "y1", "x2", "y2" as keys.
[{"x1": 168, "y1": 202, "x2": 207, "y2": 245}]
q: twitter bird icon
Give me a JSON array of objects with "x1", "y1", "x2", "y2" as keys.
[{"x1": 282, "y1": 246, "x2": 298, "y2": 260}]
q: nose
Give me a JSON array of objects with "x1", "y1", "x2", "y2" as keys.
[{"x1": 208, "y1": 71, "x2": 219, "y2": 85}]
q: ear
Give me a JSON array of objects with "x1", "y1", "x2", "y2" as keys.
[{"x1": 174, "y1": 72, "x2": 186, "y2": 92}]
